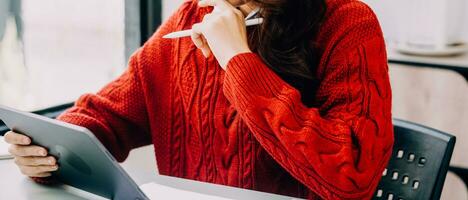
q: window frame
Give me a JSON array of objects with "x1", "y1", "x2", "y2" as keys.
[{"x1": 125, "y1": 0, "x2": 162, "y2": 60}]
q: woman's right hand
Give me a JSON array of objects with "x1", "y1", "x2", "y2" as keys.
[{"x1": 4, "y1": 131, "x2": 58, "y2": 178}]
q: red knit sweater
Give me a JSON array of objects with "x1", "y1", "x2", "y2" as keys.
[{"x1": 39, "y1": 0, "x2": 394, "y2": 199}]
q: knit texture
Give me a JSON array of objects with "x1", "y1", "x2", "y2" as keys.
[{"x1": 34, "y1": 0, "x2": 394, "y2": 199}]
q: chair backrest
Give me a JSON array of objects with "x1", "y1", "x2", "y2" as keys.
[{"x1": 373, "y1": 119, "x2": 456, "y2": 200}]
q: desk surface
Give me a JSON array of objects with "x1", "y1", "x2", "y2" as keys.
[
  {"x1": 0, "y1": 146, "x2": 299, "y2": 200},
  {"x1": 387, "y1": 47, "x2": 468, "y2": 69}
]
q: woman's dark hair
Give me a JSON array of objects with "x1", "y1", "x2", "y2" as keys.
[{"x1": 248, "y1": 0, "x2": 327, "y2": 107}]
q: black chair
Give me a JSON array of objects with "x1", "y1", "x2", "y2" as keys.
[
  {"x1": 448, "y1": 166, "x2": 468, "y2": 196},
  {"x1": 373, "y1": 119, "x2": 456, "y2": 200}
]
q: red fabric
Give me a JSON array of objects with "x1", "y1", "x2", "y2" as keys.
[{"x1": 36, "y1": 0, "x2": 394, "y2": 199}]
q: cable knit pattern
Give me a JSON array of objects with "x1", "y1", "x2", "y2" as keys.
[{"x1": 33, "y1": 0, "x2": 393, "y2": 199}]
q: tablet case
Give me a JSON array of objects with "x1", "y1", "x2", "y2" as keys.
[{"x1": 0, "y1": 105, "x2": 149, "y2": 200}]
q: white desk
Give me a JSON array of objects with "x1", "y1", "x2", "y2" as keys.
[
  {"x1": 387, "y1": 47, "x2": 468, "y2": 81},
  {"x1": 0, "y1": 146, "x2": 300, "y2": 200}
]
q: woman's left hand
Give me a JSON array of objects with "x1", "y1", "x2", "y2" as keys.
[{"x1": 192, "y1": 0, "x2": 252, "y2": 70}]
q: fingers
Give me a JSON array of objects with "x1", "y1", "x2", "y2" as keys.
[
  {"x1": 19, "y1": 165, "x2": 58, "y2": 177},
  {"x1": 5, "y1": 131, "x2": 57, "y2": 178},
  {"x1": 199, "y1": 37, "x2": 212, "y2": 57},
  {"x1": 191, "y1": 24, "x2": 204, "y2": 48},
  {"x1": 14, "y1": 156, "x2": 56, "y2": 166},
  {"x1": 191, "y1": 24, "x2": 212, "y2": 58},
  {"x1": 4, "y1": 131, "x2": 31, "y2": 145},
  {"x1": 9, "y1": 144, "x2": 48, "y2": 157}
]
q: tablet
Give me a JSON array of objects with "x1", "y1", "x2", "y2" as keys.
[{"x1": 0, "y1": 105, "x2": 149, "y2": 200}]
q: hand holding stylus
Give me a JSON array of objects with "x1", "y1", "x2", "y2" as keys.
[
  {"x1": 163, "y1": 18, "x2": 263, "y2": 39},
  {"x1": 190, "y1": 0, "x2": 254, "y2": 69}
]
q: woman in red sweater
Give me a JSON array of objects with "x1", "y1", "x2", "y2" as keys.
[{"x1": 5, "y1": 0, "x2": 394, "y2": 199}]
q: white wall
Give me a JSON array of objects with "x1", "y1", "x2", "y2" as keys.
[{"x1": 363, "y1": 0, "x2": 468, "y2": 44}]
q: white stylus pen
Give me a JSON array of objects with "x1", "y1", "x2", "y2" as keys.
[{"x1": 163, "y1": 18, "x2": 264, "y2": 39}]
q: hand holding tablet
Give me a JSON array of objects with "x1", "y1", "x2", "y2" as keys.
[
  {"x1": 3, "y1": 131, "x2": 59, "y2": 177},
  {"x1": 0, "y1": 105, "x2": 149, "y2": 200},
  {"x1": 0, "y1": 135, "x2": 14, "y2": 160}
]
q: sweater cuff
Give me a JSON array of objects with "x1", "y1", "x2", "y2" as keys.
[
  {"x1": 223, "y1": 53, "x2": 287, "y2": 110},
  {"x1": 57, "y1": 113, "x2": 106, "y2": 140}
]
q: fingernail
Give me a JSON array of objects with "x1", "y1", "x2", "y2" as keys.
[
  {"x1": 23, "y1": 138, "x2": 30, "y2": 144},
  {"x1": 39, "y1": 150, "x2": 46, "y2": 156},
  {"x1": 48, "y1": 159, "x2": 54, "y2": 165}
]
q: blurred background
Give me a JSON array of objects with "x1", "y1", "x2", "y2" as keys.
[
  {"x1": 0, "y1": 0, "x2": 126, "y2": 110},
  {"x1": 0, "y1": 0, "x2": 467, "y2": 199}
]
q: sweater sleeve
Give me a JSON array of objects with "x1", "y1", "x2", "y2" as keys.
[
  {"x1": 223, "y1": 36, "x2": 394, "y2": 199},
  {"x1": 30, "y1": 0, "x2": 192, "y2": 185}
]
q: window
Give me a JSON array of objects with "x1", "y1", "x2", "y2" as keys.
[{"x1": 0, "y1": 0, "x2": 128, "y2": 111}]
